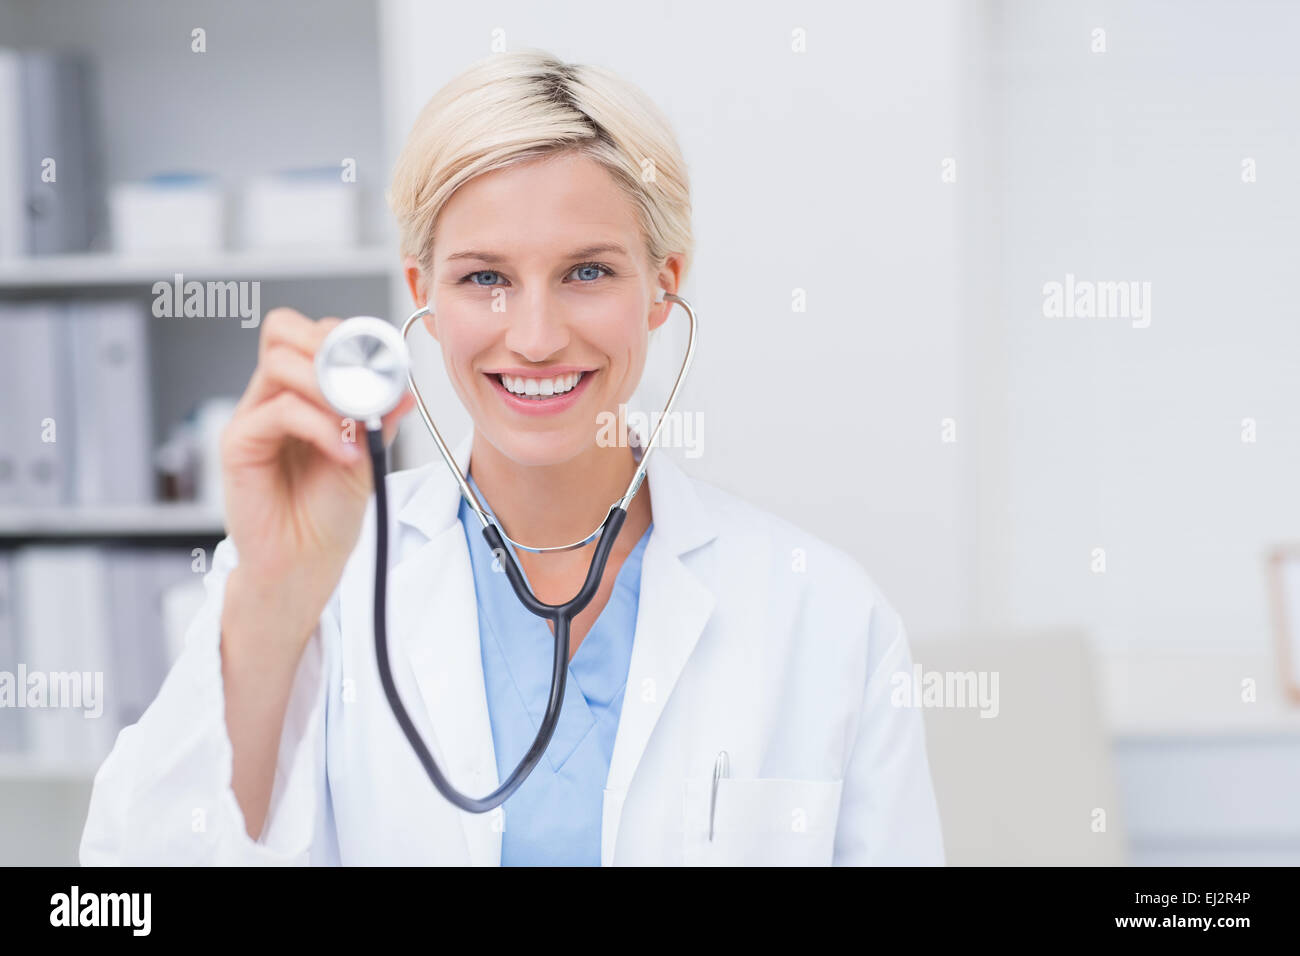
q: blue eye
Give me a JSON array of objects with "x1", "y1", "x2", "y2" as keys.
[
  {"x1": 569, "y1": 262, "x2": 614, "y2": 282},
  {"x1": 457, "y1": 262, "x2": 615, "y2": 287}
]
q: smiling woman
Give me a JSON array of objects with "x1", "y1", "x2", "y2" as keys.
[
  {"x1": 79, "y1": 48, "x2": 946, "y2": 868},
  {"x1": 404, "y1": 149, "x2": 677, "y2": 486}
]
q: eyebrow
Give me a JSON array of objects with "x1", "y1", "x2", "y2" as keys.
[{"x1": 443, "y1": 243, "x2": 631, "y2": 264}]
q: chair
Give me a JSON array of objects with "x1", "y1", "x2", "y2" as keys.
[{"x1": 909, "y1": 631, "x2": 1127, "y2": 865}]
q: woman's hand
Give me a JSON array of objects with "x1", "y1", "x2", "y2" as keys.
[
  {"x1": 219, "y1": 307, "x2": 415, "y2": 659},
  {"x1": 217, "y1": 307, "x2": 414, "y2": 841}
]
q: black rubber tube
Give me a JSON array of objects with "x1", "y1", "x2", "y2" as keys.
[{"x1": 367, "y1": 428, "x2": 627, "y2": 813}]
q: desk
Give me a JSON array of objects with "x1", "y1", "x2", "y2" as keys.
[{"x1": 1101, "y1": 646, "x2": 1300, "y2": 865}]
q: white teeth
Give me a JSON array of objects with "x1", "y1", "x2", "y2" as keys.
[{"x1": 499, "y1": 371, "x2": 583, "y2": 398}]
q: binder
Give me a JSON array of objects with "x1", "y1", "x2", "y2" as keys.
[
  {"x1": 0, "y1": 303, "x2": 20, "y2": 505},
  {"x1": 17, "y1": 50, "x2": 99, "y2": 255},
  {"x1": 9, "y1": 302, "x2": 73, "y2": 507},
  {"x1": 12, "y1": 546, "x2": 115, "y2": 763},
  {"x1": 0, "y1": 552, "x2": 20, "y2": 753},
  {"x1": 66, "y1": 300, "x2": 154, "y2": 506},
  {"x1": 104, "y1": 547, "x2": 192, "y2": 729},
  {"x1": 0, "y1": 49, "x2": 24, "y2": 258}
]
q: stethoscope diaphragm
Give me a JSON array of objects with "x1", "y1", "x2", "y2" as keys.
[{"x1": 315, "y1": 316, "x2": 411, "y2": 427}]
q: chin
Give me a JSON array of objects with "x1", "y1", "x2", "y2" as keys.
[{"x1": 481, "y1": 421, "x2": 596, "y2": 469}]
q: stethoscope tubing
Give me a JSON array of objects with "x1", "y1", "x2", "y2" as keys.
[
  {"x1": 371, "y1": 292, "x2": 696, "y2": 813},
  {"x1": 369, "y1": 428, "x2": 627, "y2": 813}
]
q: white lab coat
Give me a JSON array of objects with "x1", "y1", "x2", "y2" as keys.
[{"x1": 80, "y1": 430, "x2": 945, "y2": 866}]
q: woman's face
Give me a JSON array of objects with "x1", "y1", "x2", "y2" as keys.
[{"x1": 411, "y1": 150, "x2": 679, "y2": 468}]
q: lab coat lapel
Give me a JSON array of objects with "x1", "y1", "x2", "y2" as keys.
[
  {"x1": 602, "y1": 448, "x2": 718, "y2": 865},
  {"x1": 391, "y1": 430, "x2": 720, "y2": 867},
  {"x1": 390, "y1": 430, "x2": 501, "y2": 866}
]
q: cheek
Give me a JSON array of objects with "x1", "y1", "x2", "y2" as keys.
[
  {"x1": 435, "y1": 323, "x2": 493, "y2": 389},
  {"x1": 581, "y1": 302, "x2": 646, "y2": 360},
  {"x1": 586, "y1": 314, "x2": 648, "y2": 400}
]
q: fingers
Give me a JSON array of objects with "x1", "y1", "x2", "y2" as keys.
[
  {"x1": 243, "y1": 342, "x2": 335, "y2": 416},
  {"x1": 228, "y1": 390, "x2": 364, "y2": 469},
  {"x1": 258, "y1": 308, "x2": 339, "y2": 363},
  {"x1": 231, "y1": 307, "x2": 413, "y2": 467},
  {"x1": 239, "y1": 308, "x2": 341, "y2": 411}
]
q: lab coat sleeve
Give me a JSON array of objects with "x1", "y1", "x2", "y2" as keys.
[
  {"x1": 833, "y1": 598, "x2": 946, "y2": 866},
  {"x1": 79, "y1": 536, "x2": 331, "y2": 866}
]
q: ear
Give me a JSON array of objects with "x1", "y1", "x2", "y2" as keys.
[
  {"x1": 403, "y1": 256, "x2": 439, "y2": 341},
  {"x1": 648, "y1": 252, "x2": 686, "y2": 332}
]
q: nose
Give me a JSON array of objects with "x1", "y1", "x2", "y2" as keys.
[{"x1": 502, "y1": 287, "x2": 571, "y2": 363}]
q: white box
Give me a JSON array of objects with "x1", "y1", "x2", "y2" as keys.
[
  {"x1": 108, "y1": 176, "x2": 224, "y2": 254},
  {"x1": 238, "y1": 171, "x2": 360, "y2": 249}
]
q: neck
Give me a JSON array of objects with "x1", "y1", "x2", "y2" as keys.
[{"x1": 466, "y1": 433, "x2": 645, "y2": 550}]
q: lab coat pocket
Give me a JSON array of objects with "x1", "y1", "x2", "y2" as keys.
[{"x1": 682, "y1": 777, "x2": 844, "y2": 866}]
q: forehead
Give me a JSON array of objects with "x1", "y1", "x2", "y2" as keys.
[{"x1": 435, "y1": 151, "x2": 641, "y2": 259}]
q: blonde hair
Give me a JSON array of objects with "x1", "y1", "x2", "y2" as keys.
[{"x1": 388, "y1": 49, "x2": 693, "y2": 289}]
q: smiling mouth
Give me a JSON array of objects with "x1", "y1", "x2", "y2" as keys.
[{"x1": 491, "y1": 371, "x2": 589, "y2": 400}]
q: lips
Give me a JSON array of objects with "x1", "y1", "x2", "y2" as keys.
[{"x1": 484, "y1": 369, "x2": 596, "y2": 416}]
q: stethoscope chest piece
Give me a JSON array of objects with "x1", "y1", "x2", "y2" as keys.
[{"x1": 315, "y1": 316, "x2": 411, "y2": 427}]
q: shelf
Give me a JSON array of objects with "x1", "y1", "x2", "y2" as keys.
[
  {"x1": 0, "y1": 503, "x2": 225, "y2": 538},
  {"x1": 0, "y1": 246, "x2": 399, "y2": 289}
]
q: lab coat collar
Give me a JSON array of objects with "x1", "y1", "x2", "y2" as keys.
[
  {"x1": 393, "y1": 428, "x2": 718, "y2": 558},
  {"x1": 387, "y1": 428, "x2": 718, "y2": 865}
]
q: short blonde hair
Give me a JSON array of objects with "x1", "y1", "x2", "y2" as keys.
[{"x1": 388, "y1": 49, "x2": 693, "y2": 287}]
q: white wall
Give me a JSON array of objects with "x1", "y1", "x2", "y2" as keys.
[
  {"x1": 983, "y1": 0, "x2": 1300, "y2": 650},
  {"x1": 380, "y1": 0, "x2": 976, "y2": 639}
]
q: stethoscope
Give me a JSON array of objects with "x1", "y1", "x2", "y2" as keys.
[{"x1": 313, "y1": 293, "x2": 697, "y2": 813}]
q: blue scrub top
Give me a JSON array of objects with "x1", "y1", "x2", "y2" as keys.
[{"x1": 458, "y1": 474, "x2": 651, "y2": 866}]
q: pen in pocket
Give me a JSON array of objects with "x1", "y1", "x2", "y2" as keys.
[{"x1": 709, "y1": 750, "x2": 729, "y2": 842}]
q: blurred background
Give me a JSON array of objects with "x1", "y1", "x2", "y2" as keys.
[{"x1": 1, "y1": 0, "x2": 1298, "y2": 865}]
